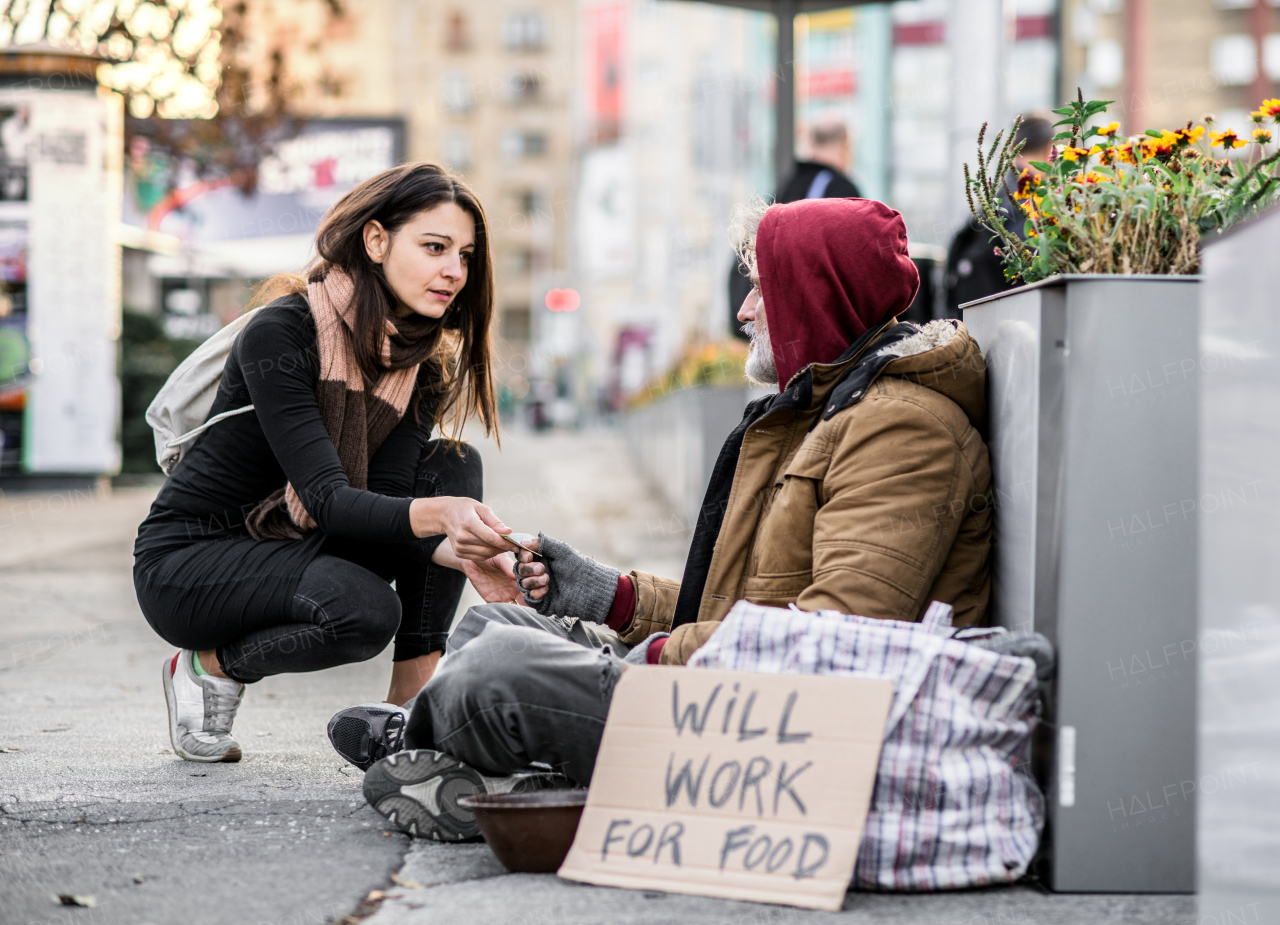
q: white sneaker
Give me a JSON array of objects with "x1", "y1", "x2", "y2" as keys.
[{"x1": 161, "y1": 650, "x2": 244, "y2": 762}]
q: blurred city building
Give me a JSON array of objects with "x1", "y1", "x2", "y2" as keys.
[
  {"x1": 1061, "y1": 0, "x2": 1279, "y2": 137},
  {"x1": 570, "y1": 0, "x2": 775, "y2": 419},
  {"x1": 108, "y1": 0, "x2": 1280, "y2": 452},
  {"x1": 122, "y1": 0, "x2": 576, "y2": 398},
  {"x1": 882, "y1": 0, "x2": 1059, "y2": 244}
]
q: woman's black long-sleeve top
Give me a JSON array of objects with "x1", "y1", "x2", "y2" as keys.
[{"x1": 134, "y1": 295, "x2": 439, "y2": 567}]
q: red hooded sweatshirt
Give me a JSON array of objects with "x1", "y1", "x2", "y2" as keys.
[{"x1": 756, "y1": 198, "x2": 920, "y2": 388}]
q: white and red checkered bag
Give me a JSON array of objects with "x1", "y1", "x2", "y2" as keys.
[{"x1": 686, "y1": 600, "x2": 1045, "y2": 891}]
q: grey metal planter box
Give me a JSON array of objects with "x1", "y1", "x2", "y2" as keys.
[
  {"x1": 963, "y1": 275, "x2": 1199, "y2": 893},
  {"x1": 624, "y1": 385, "x2": 752, "y2": 529},
  {"x1": 1197, "y1": 208, "x2": 1280, "y2": 924}
]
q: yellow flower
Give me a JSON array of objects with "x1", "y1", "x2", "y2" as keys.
[
  {"x1": 1115, "y1": 142, "x2": 1137, "y2": 164},
  {"x1": 1097, "y1": 121, "x2": 1120, "y2": 138},
  {"x1": 1172, "y1": 125, "x2": 1204, "y2": 146},
  {"x1": 1210, "y1": 129, "x2": 1247, "y2": 149},
  {"x1": 1142, "y1": 130, "x2": 1178, "y2": 158},
  {"x1": 1060, "y1": 146, "x2": 1090, "y2": 163},
  {"x1": 1253, "y1": 127, "x2": 1273, "y2": 145},
  {"x1": 1015, "y1": 168, "x2": 1038, "y2": 198},
  {"x1": 1256, "y1": 99, "x2": 1280, "y2": 119},
  {"x1": 1083, "y1": 170, "x2": 1111, "y2": 184},
  {"x1": 1090, "y1": 144, "x2": 1122, "y2": 166}
]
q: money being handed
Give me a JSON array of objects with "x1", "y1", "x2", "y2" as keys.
[{"x1": 503, "y1": 532, "x2": 542, "y2": 557}]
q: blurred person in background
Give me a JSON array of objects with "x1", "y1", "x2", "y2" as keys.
[
  {"x1": 778, "y1": 117, "x2": 862, "y2": 203},
  {"x1": 729, "y1": 118, "x2": 863, "y2": 337},
  {"x1": 944, "y1": 114, "x2": 1054, "y2": 314},
  {"x1": 133, "y1": 164, "x2": 520, "y2": 764},
  {"x1": 344, "y1": 197, "x2": 996, "y2": 842}
]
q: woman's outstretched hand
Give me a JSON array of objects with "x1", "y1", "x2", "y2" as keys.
[
  {"x1": 460, "y1": 553, "x2": 523, "y2": 604},
  {"x1": 410, "y1": 496, "x2": 512, "y2": 560}
]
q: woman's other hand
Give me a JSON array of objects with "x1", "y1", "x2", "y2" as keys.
[
  {"x1": 460, "y1": 553, "x2": 523, "y2": 604},
  {"x1": 410, "y1": 496, "x2": 511, "y2": 560},
  {"x1": 515, "y1": 537, "x2": 548, "y2": 602}
]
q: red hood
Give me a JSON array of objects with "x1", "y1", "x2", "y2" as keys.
[{"x1": 756, "y1": 198, "x2": 919, "y2": 387}]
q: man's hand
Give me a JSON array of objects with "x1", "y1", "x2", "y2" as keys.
[
  {"x1": 410, "y1": 496, "x2": 512, "y2": 560},
  {"x1": 515, "y1": 537, "x2": 549, "y2": 602},
  {"x1": 513, "y1": 533, "x2": 620, "y2": 621},
  {"x1": 461, "y1": 553, "x2": 524, "y2": 604}
]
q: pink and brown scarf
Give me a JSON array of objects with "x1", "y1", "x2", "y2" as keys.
[{"x1": 246, "y1": 268, "x2": 436, "y2": 541}]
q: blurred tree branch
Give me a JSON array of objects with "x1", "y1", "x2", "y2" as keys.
[{"x1": 0, "y1": 0, "x2": 344, "y2": 192}]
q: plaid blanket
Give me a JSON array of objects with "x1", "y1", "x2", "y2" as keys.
[{"x1": 686, "y1": 601, "x2": 1045, "y2": 891}]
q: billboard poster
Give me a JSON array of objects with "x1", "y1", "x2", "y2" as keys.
[
  {"x1": 577, "y1": 146, "x2": 635, "y2": 280},
  {"x1": 123, "y1": 118, "x2": 405, "y2": 246}
]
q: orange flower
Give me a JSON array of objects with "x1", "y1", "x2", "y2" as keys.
[
  {"x1": 1256, "y1": 99, "x2": 1280, "y2": 119},
  {"x1": 1115, "y1": 142, "x2": 1137, "y2": 164},
  {"x1": 1253, "y1": 127, "x2": 1273, "y2": 145},
  {"x1": 1083, "y1": 170, "x2": 1111, "y2": 184},
  {"x1": 1210, "y1": 129, "x2": 1247, "y2": 149},
  {"x1": 1015, "y1": 168, "x2": 1038, "y2": 198}
]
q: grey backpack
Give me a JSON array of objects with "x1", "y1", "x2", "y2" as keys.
[{"x1": 145, "y1": 308, "x2": 262, "y2": 475}]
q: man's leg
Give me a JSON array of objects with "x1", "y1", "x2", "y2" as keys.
[
  {"x1": 410, "y1": 621, "x2": 623, "y2": 785},
  {"x1": 447, "y1": 601, "x2": 629, "y2": 655}
]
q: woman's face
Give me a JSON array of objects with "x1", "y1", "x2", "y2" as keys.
[{"x1": 364, "y1": 202, "x2": 476, "y2": 319}]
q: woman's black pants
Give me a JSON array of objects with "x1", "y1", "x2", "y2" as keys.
[{"x1": 135, "y1": 443, "x2": 481, "y2": 684}]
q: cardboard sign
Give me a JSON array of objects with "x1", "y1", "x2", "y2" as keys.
[{"x1": 557, "y1": 667, "x2": 893, "y2": 911}]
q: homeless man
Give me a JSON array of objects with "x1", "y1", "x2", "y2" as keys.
[{"x1": 339, "y1": 197, "x2": 994, "y2": 841}]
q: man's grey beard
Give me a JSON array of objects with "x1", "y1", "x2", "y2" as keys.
[{"x1": 742, "y1": 321, "x2": 779, "y2": 386}]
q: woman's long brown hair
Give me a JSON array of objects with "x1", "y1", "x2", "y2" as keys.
[{"x1": 256, "y1": 162, "x2": 497, "y2": 441}]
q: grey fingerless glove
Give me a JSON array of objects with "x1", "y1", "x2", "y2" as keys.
[
  {"x1": 623, "y1": 632, "x2": 670, "y2": 666},
  {"x1": 521, "y1": 533, "x2": 621, "y2": 622}
]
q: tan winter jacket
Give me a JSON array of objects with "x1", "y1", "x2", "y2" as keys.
[{"x1": 619, "y1": 319, "x2": 993, "y2": 665}]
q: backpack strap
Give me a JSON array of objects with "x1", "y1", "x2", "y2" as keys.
[{"x1": 164, "y1": 404, "x2": 255, "y2": 449}]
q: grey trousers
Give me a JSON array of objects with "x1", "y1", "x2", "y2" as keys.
[{"x1": 402, "y1": 603, "x2": 627, "y2": 786}]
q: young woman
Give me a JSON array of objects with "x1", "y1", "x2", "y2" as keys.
[{"x1": 133, "y1": 163, "x2": 522, "y2": 763}]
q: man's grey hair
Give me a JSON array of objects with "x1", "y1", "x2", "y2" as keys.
[
  {"x1": 728, "y1": 196, "x2": 772, "y2": 288},
  {"x1": 811, "y1": 120, "x2": 848, "y2": 147}
]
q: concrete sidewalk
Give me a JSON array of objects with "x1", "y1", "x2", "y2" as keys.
[{"x1": 0, "y1": 426, "x2": 1194, "y2": 924}]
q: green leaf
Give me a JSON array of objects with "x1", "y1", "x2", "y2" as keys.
[
  {"x1": 1083, "y1": 100, "x2": 1114, "y2": 116},
  {"x1": 1144, "y1": 129, "x2": 1166, "y2": 138},
  {"x1": 1052, "y1": 131, "x2": 1075, "y2": 141},
  {"x1": 1029, "y1": 160, "x2": 1053, "y2": 172},
  {"x1": 1051, "y1": 105, "x2": 1075, "y2": 116}
]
